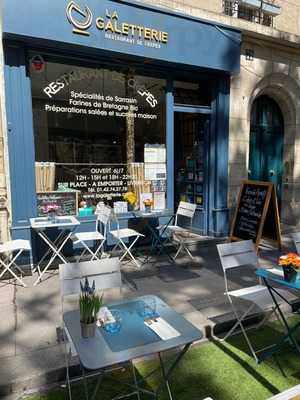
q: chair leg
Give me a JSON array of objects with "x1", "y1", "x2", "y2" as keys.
[
  {"x1": 0, "y1": 252, "x2": 27, "y2": 287},
  {"x1": 91, "y1": 240, "x2": 105, "y2": 261},
  {"x1": 231, "y1": 305, "x2": 259, "y2": 363},
  {"x1": 238, "y1": 320, "x2": 259, "y2": 363},
  {"x1": 78, "y1": 242, "x2": 97, "y2": 262},
  {"x1": 119, "y1": 237, "x2": 141, "y2": 268},
  {"x1": 77, "y1": 247, "x2": 88, "y2": 262},
  {"x1": 173, "y1": 243, "x2": 183, "y2": 260},
  {"x1": 221, "y1": 304, "x2": 256, "y2": 341},
  {"x1": 182, "y1": 243, "x2": 194, "y2": 260}
]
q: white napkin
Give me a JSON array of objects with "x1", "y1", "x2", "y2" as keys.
[
  {"x1": 144, "y1": 317, "x2": 180, "y2": 340},
  {"x1": 268, "y1": 268, "x2": 284, "y2": 277},
  {"x1": 97, "y1": 307, "x2": 115, "y2": 327}
]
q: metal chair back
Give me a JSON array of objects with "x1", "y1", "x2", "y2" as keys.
[
  {"x1": 291, "y1": 232, "x2": 300, "y2": 255},
  {"x1": 217, "y1": 240, "x2": 259, "y2": 294},
  {"x1": 96, "y1": 205, "x2": 111, "y2": 237},
  {"x1": 59, "y1": 257, "x2": 121, "y2": 299},
  {"x1": 175, "y1": 201, "x2": 197, "y2": 227}
]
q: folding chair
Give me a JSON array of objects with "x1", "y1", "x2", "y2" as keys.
[
  {"x1": 59, "y1": 258, "x2": 140, "y2": 400},
  {"x1": 0, "y1": 239, "x2": 33, "y2": 287},
  {"x1": 109, "y1": 212, "x2": 144, "y2": 268},
  {"x1": 216, "y1": 240, "x2": 291, "y2": 363},
  {"x1": 291, "y1": 232, "x2": 300, "y2": 255},
  {"x1": 157, "y1": 201, "x2": 197, "y2": 260},
  {"x1": 72, "y1": 205, "x2": 111, "y2": 262}
]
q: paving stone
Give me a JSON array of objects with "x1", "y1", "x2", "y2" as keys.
[{"x1": 0, "y1": 305, "x2": 16, "y2": 358}]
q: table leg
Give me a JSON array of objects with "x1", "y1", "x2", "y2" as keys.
[
  {"x1": 107, "y1": 344, "x2": 192, "y2": 400},
  {"x1": 158, "y1": 353, "x2": 173, "y2": 400},
  {"x1": 155, "y1": 344, "x2": 191, "y2": 399},
  {"x1": 34, "y1": 229, "x2": 74, "y2": 286},
  {"x1": 131, "y1": 361, "x2": 141, "y2": 400},
  {"x1": 258, "y1": 278, "x2": 300, "y2": 363},
  {"x1": 36, "y1": 230, "x2": 66, "y2": 267}
]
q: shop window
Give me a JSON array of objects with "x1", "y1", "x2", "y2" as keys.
[
  {"x1": 30, "y1": 55, "x2": 166, "y2": 216},
  {"x1": 174, "y1": 81, "x2": 211, "y2": 107},
  {"x1": 174, "y1": 112, "x2": 210, "y2": 210}
]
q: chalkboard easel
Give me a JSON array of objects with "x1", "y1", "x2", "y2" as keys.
[
  {"x1": 37, "y1": 191, "x2": 78, "y2": 217},
  {"x1": 230, "y1": 180, "x2": 281, "y2": 249}
]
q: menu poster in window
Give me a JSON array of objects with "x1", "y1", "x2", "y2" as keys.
[
  {"x1": 37, "y1": 191, "x2": 78, "y2": 216},
  {"x1": 152, "y1": 180, "x2": 166, "y2": 192},
  {"x1": 56, "y1": 164, "x2": 132, "y2": 204},
  {"x1": 230, "y1": 180, "x2": 281, "y2": 249},
  {"x1": 145, "y1": 163, "x2": 166, "y2": 180},
  {"x1": 144, "y1": 144, "x2": 166, "y2": 163},
  {"x1": 153, "y1": 192, "x2": 166, "y2": 210}
]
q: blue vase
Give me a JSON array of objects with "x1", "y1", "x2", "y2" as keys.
[{"x1": 48, "y1": 211, "x2": 56, "y2": 223}]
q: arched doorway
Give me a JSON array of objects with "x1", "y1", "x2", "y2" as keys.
[{"x1": 248, "y1": 95, "x2": 284, "y2": 206}]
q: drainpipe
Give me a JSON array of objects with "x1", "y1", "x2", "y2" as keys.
[{"x1": 0, "y1": 20, "x2": 12, "y2": 242}]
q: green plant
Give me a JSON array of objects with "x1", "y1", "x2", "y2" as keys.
[{"x1": 79, "y1": 278, "x2": 103, "y2": 324}]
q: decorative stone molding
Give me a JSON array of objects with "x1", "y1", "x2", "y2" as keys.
[{"x1": 0, "y1": 195, "x2": 7, "y2": 209}]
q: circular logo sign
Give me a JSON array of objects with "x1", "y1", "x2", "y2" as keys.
[{"x1": 30, "y1": 55, "x2": 45, "y2": 73}]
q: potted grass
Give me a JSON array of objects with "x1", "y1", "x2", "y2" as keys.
[{"x1": 79, "y1": 277, "x2": 103, "y2": 338}]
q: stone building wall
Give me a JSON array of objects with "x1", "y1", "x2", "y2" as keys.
[
  {"x1": 140, "y1": 0, "x2": 300, "y2": 36},
  {"x1": 0, "y1": 23, "x2": 10, "y2": 242},
  {"x1": 228, "y1": 40, "x2": 300, "y2": 225},
  {"x1": 140, "y1": 0, "x2": 300, "y2": 228}
]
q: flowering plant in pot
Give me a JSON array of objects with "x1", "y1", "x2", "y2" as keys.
[
  {"x1": 123, "y1": 191, "x2": 137, "y2": 211},
  {"x1": 278, "y1": 253, "x2": 300, "y2": 282},
  {"x1": 44, "y1": 204, "x2": 60, "y2": 222},
  {"x1": 79, "y1": 277, "x2": 103, "y2": 338},
  {"x1": 143, "y1": 198, "x2": 153, "y2": 212}
]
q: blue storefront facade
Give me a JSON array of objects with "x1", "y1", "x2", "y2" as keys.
[{"x1": 2, "y1": 0, "x2": 241, "y2": 245}]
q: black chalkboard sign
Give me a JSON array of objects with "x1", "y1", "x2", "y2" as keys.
[
  {"x1": 230, "y1": 180, "x2": 281, "y2": 249},
  {"x1": 37, "y1": 191, "x2": 78, "y2": 217}
]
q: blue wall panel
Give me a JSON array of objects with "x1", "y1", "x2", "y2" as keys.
[
  {"x1": 4, "y1": 44, "x2": 37, "y2": 239},
  {"x1": 166, "y1": 80, "x2": 174, "y2": 211},
  {"x1": 208, "y1": 76, "x2": 230, "y2": 237}
]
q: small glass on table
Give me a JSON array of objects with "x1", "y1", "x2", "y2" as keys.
[
  {"x1": 103, "y1": 309, "x2": 122, "y2": 334},
  {"x1": 137, "y1": 296, "x2": 158, "y2": 319}
]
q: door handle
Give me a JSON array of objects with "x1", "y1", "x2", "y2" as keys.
[{"x1": 269, "y1": 170, "x2": 275, "y2": 176}]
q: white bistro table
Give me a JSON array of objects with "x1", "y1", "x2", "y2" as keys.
[{"x1": 30, "y1": 216, "x2": 80, "y2": 286}]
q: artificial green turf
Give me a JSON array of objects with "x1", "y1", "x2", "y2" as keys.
[{"x1": 26, "y1": 316, "x2": 300, "y2": 400}]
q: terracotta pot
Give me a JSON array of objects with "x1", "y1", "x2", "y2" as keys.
[{"x1": 80, "y1": 321, "x2": 96, "y2": 338}]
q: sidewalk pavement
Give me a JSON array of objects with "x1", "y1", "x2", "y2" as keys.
[{"x1": 0, "y1": 230, "x2": 299, "y2": 399}]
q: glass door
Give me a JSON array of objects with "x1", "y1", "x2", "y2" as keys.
[{"x1": 174, "y1": 112, "x2": 210, "y2": 234}]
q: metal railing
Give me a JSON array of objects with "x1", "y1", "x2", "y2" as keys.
[{"x1": 223, "y1": 0, "x2": 275, "y2": 27}]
